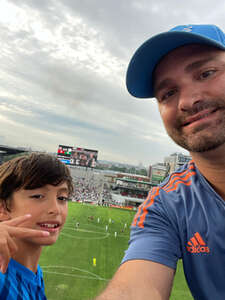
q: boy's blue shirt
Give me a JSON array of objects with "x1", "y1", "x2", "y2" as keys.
[{"x1": 0, "y1": 258, "x2": 47, "y2": 300}]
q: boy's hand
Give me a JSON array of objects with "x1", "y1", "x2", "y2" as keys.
[{"x1": 0, "y1": 214, "x2": 49, "y2": 274}]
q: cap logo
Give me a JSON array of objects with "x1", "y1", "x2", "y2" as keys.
[{"x1": 182, "y1": 26, "x2": 192, "y2": 32}]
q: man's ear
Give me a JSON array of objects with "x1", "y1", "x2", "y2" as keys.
[{"x1": 0, "y1": 202, "x2": 10, "y2": 221}]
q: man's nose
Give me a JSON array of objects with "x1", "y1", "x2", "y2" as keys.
[{"x1": 178, "y1": 85, "x2": 203, "y2": 111}]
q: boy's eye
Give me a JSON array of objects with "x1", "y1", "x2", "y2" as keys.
[
  {"x1": 30, "y1": 194, "x2": 44, "y2": 199},
  {"x1": 58, "y1": 196, "x2": 69, "y2": 201}
]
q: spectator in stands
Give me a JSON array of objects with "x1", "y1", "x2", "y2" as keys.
[
  {"x1": 0, "y1": 153, "x2": 73, "y2": 299},
  {"x1": 72, "y1": 175, "x2": 104, "y2": 204},
  {"x1": 96, "y1": 24, "x2": 225, "y2": 300}
]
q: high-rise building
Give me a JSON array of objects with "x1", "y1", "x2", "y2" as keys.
[
  {"x1": 148, "y1": 163, "x2": 168, "y2": 185},
  {"x1": 164, "y1": 152, "x2": 192, "y2": 174}
]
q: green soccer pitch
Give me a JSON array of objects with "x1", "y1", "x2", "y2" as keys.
[{"x1": 39, "y1": 202, "x2": 193, "y2": 300}]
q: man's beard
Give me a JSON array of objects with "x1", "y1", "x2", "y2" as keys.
[{"x1": 166, "y1": 99, "x2": 225, "y2": 153}]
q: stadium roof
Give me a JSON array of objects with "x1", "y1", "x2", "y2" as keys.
[{"x1": 0, "y1": 145, "x2": 28, "y2": 155}]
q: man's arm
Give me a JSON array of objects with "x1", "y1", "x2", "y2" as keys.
[{"x1": 95, "y1": 259, "x2": 175, "y2": 300}]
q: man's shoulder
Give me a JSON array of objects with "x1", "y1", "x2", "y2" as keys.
[
  {"x1": 138, "y1": 162, "x2": 198, "y2": 215},
  {"x1": 158, "y1": 160, "x2": 197, "y2": 194}
]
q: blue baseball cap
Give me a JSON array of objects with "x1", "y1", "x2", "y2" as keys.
[{"x1": 126, "y1": 24, "x2": 225, "y2": 99}]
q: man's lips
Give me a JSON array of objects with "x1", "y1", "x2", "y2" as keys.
[{"x1": 182, "y1": 108, "x2": 218, "y2": 127}]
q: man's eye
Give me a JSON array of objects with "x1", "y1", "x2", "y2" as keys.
[
  {"x1": 58, "y1": 196, "x2": 69, "y2": 201},
  {"x1": 199, "y1": 70, "x2": 215, "y2": 80},
  {"x1": 160, "y1": 89, "x2": 177, "y2": 102}
]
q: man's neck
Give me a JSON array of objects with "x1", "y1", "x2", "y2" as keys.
[{"x1": 191, "y1": 145, "x2": 225, "y2": 200}]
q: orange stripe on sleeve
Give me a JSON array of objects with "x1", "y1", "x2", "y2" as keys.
[
  {"x1": 163, "y1": 162, "x2": 195, "y2": 191},
  {"x1": 137, "y1": 187, "x2": 160, "y2": 228},
  {"x1": 132, "y1": 189, "x2": 153, "y2": 227},
  {"x1": 188, "y1": 160, "x2": 195, "y2": 168},
  {"x1": 163, "y1": 169, "x2": 189, "y2": 190},
  {"x1": 165, "y1": 180, "x2": 192, "y2": 193},
  {"x1": 163, "y1": 171, "x2": 196, "y2": 192}
]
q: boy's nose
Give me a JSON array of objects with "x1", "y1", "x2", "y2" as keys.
[{"x1": 47, "y1": 198, "x2": 60, "y2": 215}]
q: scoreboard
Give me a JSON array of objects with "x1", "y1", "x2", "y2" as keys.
[{"x1": 57, "y1": 145, "x2": 98, "y2": 168}]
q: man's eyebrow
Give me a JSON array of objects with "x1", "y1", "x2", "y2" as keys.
[
  {"x1": 154, "y1": 78, "x2": 174, "y2": 96},
  {"x1": 184, "y1": 57, "x2": 215, "y2": 73}
]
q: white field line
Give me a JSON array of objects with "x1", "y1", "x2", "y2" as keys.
[
  {"x1": 64, "y1": 226, "x2": 108, "y2": 235},
  {"x1": 66, "y1": 222, "x2": 105, "y2": 230},
  {"x1": 62, "y1": 225, "x2": 130, "y2": 239},
  {"x1": 60, "y1": 232, "x2": 110, "y2": 240},
  {"x1": 42, "y1": 265, "x2": 109, "y2": 281}
]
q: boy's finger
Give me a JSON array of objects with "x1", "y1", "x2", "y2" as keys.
[
  {"x1": 0, "y1": 259, "x2": 9, "y2": 274},
  {"x1": 4, "y1": 226, "x2": 50, "y2": 238},
  {"x1": 7, "y1": 236, "x2": 18, "y2": 256},
  {"x1": 0, "y1": 246, "x2": 11, "y2": 274},
  {"x1": 2, "y1": 214, "x2": 32, "y2": 227},
  {"x1": 0, "y1": 238, "x2": 18, "y2": 273},
  {"x1": 0, "y1": 258, "x2": 10, "y2": 274},
  {"x1": 0, "y1": 263, "x2": 8, "y2": 274}
]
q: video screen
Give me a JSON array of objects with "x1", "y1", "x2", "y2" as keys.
[
  {"x1": 57, "y1": 145, "x2": 98, "y2": 168},
  {"x1": 57, "y1": 145, "x2": 73, "y2": 158}
]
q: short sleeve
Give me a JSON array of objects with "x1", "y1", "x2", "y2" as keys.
[{"x1": 121, "y1": 187, "x2": 181, "y2": 269}]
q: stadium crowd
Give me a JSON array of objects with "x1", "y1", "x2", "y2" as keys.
[{"x1": 72, "y1": 176, "x2": 101, "y2": 202}]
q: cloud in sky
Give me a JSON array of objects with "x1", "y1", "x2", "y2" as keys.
[{"x1": 0, "y1": 0, "x2": 224, "y2": 165}]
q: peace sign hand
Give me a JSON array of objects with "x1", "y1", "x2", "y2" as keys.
[{"x1": 0, "y1": 214, "x2": 49, "y2": 273}]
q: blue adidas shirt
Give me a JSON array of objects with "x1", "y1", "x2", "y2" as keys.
[
  {"x1": 122, "y1": 161, "x2": 225, "y2": 300},
  {"x1": 0, "y1": 259, "x2": 47, "y2": 300}
]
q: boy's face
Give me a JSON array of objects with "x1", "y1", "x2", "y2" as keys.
[{"x1": 7, "y1": 182, "x2": 69, "y2": 247}]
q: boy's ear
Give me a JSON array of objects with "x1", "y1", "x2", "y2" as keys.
[{"x1": 0, "y1": 202, "x2": 10, "y2": 221}]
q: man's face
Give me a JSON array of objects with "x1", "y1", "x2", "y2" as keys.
[
  {"x1": 8, "y1": 182, "x2": 69, "y2": 247},
  {"x1": 154, "y1": 44, "x2": 225, "y2": 153}
]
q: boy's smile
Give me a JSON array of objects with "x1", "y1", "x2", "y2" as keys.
[{"x1": 37, "y1": 221, "x2": 61, "y2": 232}]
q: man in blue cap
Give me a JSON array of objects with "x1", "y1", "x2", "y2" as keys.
[{"x1": 96, "y1": 24, "x2": 225, "y2": 300}]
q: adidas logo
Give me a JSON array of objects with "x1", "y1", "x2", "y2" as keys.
[{"x1": 186, "y1": 232, "x2": 210, "y2": 253}]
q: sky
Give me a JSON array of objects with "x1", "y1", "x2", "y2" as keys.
[{"x1": 0, "y1": 0, "x2": 225, "y2": 167}]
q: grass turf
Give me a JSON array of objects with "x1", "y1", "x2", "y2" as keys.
[{"x1": 40, "y1": 202, "x2": 192, "y2": 300}]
